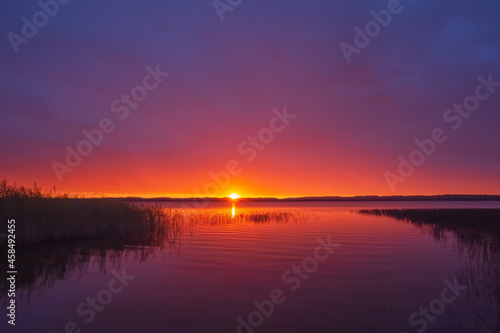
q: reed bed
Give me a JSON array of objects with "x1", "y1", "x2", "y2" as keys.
[
  {"x1": 0, "y1": 180, "x2": 314, "y2": 298},
  {"x1": 238, "y1": 210, "x2": 304, "y2": 223},
  {"x1": 358, "y1": 208, "x2": 500, "y2": 228},
  {"x1": 0, "y1": 180, "x2": 308, "y2": 247},
  {"x1": 0, "y1": 181, "x2": 179, "y2": 247},
  {"x1": 360, "y1": 208, "x2": 500, "y2": 330},
  {"x1": 182, "y1": 209, "x2": 306, "y2": 226}
]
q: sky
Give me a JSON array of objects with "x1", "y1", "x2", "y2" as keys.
[{"x1": 1, "y1": 0, "x2": 499, "y2": 198}]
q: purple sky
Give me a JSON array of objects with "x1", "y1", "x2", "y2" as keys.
[{"x1": 1, "y1": 0, "x2": 499, "y2": 197}]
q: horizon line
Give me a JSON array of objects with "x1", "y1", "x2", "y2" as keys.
[{"x1": 73, "y1": 194, "x2": 500, "y2": 201}]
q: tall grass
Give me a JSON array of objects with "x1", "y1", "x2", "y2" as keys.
[
  {"x1": 0, "y1": 180, "x2": 312, "y2": 297},
  {"x1": 358, "y1": 208, "x2": 500, "y2": 228},
  {"x1": 0, "y1": 180, "x2": 180, "y2": 247},
  {"x1": 0, "y1": 180, "x2": 308, "y2": 247},
  {"x1": 360, "y1": 208, "x2": 500, "y2": 330},
  {"x1": 0, "y1": 180, "x2": 311, "y2": 296},
  {"x1": 182, "y1": 210, "x2": 306, "y2": 226}
]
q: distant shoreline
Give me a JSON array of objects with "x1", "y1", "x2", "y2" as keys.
[{"x1": 122, "y1": 194, "x2": 500, "y2": 202}]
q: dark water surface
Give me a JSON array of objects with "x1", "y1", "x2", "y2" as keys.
[{"x1": 2, "y1": 201, "x2": 500, "y2": 333}]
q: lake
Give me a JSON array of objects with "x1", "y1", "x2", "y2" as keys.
[{"x1": 2, "y1": 201, "x2": 500, "y2": 333}]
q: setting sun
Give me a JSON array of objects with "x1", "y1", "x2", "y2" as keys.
[{"x1": 228, "y1": 193, "x2": 240, "y2": 200}]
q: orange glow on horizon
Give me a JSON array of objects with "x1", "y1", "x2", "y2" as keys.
[{"x1": 5, "y1": 168, "x2": 500, "y2": 199}]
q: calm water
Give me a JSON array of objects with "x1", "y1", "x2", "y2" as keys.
[{"x1": 3, "y1": 201, "x2": 500, "y2": 333}]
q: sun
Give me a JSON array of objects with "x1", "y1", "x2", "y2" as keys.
[{"x1": 228, "y1": 193, "x2": 240, "y2": 200}]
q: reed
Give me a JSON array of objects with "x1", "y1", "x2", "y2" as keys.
[
  {"x1": 183, "y1": 210, "x2": 305, "y2": 226},
  {"x1": 0, "y1": 180, "x2": 310, "y2": 297},
  {"x1": 360, "y1": 208, "x2": 500, "y2": 330},
  {"x1": 0, "y1": 180, "x2": 178, "y2": 247},
  {"x1": 0, "y1": 179, "x2": 308, "y2": 245},
  {"x1": 358, "y1": 208, "x2": 500, "y2": 228}
]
